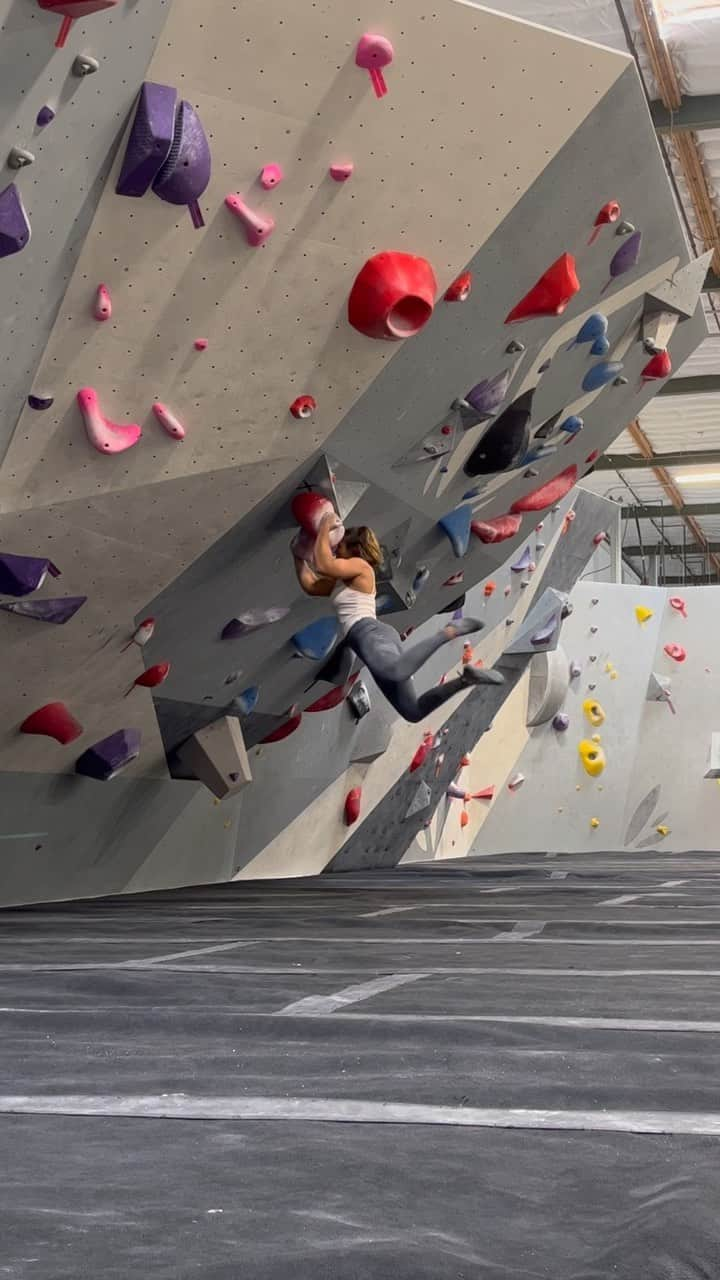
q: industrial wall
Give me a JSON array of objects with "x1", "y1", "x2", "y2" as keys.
[
  {"x1": 0, "y1": 0, "x2": 709, "y2": 905},
  {"x1": 467, "y1": 581, "x2": 720, "y2": 855}
]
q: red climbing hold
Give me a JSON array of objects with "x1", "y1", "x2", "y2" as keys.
[
  {"x1": 641, "y1": 350, "x2": 672, "y2": 384},
  {"x1": 20, "y1": 701, "x2": 83, "y2": 745},
  {"x1": 470, "y1": 514, "x2": 521, "y2": 544},
  {"x1": 460, "y1": 808, "x2": 469, "y2": 829},
  {"x1": 472, "y1": 786, "x2": 495, "y2": 801},
  {"x1": 587, "y1": 200, "x2": 621, "y2": 245},
  {"x1": 585, "y1": 449, "x2": 600, "y2": 465},
  {"x1": 121, "y1": 617, "x2": 155, "y2": 652},
  {"x1": 125, "y1": 661, "x2": 170, "y2": 695},
  {"x1": 409, "y1": 731, "x2": 434, "y2": 773},
  {"x1": 505, "y1": 253, "x2": 580, "y2": 324},
  {"x1": 291, "y1": 491, "x2": 336, "y2": 535},
  {"x1": 260, "y1": 714, "x2": 302, "y2": 744},
  {"x1": 444, "y1": 271, "x2": 472, "y2": 303},
  {"x1": 290, "y1": 395, "x2": 317, "y2": 420},
  {"x1": 344, "y1": 786, "x2": 362, "y2": 826},
  {"x1": 510, "y1": 465, "x2": 578, "y2": 514},
  {"x1": 348, "y1": 251, "x2": 437, "y2": 341},
  {"x1": 305, "y1": 685, "x2": 348, "y2": 713}
]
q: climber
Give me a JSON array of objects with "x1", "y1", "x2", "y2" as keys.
[{"x1": 293, "y1": 511, "x2": 503, "y2": 723}]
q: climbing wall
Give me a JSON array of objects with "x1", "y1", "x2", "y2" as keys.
[
  {"x1": 0, "y1": 0, "x2": 710, "y2": 903},
  {"x1": 471, "y1": 581, "x2": 720, "y2": 854}
]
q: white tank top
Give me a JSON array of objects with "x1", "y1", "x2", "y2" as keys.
[{"x1": 332, "y1": 580, "x2": 376, "y2": 637}]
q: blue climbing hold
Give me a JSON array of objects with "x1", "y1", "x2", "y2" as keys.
[
  {"x1": 462, "y1": 487, "x2": 482, "y2": 501},
  {"x1": 232, "y1": 686, "x2": 259, "y2": 716},
  {"x1": 582, "y1": 361, "x2": 623, "y2": 393},
  {"x1": 559, "y1": 415, "x2": 583, "y2": 436},
  {"x1": 567, "y1": 312, "x2": 608, "y2": 351},
  {"x1": 590, "y1": 335, "x2": 610, "y2": 357},
  {"x1": 290, "y1": 616, "x2": 338, "y2": 661},
  {"x1": 438, "y1": 505, "x2": 473, "y2": 558},
  {"x1": 519, "y1": 444, "x2": 558, "y2": 467}
]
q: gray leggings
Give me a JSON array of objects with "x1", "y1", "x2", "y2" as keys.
[{"x1": 345, "y1": 617, "x2": 467, "y2": 724}]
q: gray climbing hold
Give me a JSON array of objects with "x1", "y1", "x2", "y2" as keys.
[
  {"x1": 7, "y1": 146, "x2": 35, "y2": 170},
  {"x1": 505, "y1": 618, "x2": 514, "y2": 626},
  {"x1": 569, "y1": 661, "x2": 582, "y2": 679},
  {"x1": 535, "y1": 541, "x2": 545, "y2": 551},
  {"x1": 588, "y1": 682, "x2": 596, "y2": 690},
  {"x1": 590, "y1": 626, "x2": 598, "y2": 634},
  {"x1": 538, "y1": 358, "x2": 552, "y2": 373},
  {"x1": 347, "y1": 681, "x2": 371, "y2": 721},
  {"x1": 405, "y1": 780, "x2": 432, "y2": 819},
  {"x1": 591, "y1": 598, "x2": 599, "y2": 606},
  {"x1": 524, "y1": 468, "x2": 539, "y2": 479},
  {"x1": 589, "y1": 655, "x2": 597, "y2": 662},
  {"x1": 616, "y1": 221, "x2": 635, "y2": 235},
  {"x1": 520, "y1": 579, "x2": 529, "y2": 589},
  {"x1": 506, "y1": 340, "x2": 525, "y2": 354},
  {"x1": 613, "y1": 375, "x2": 628, "y2": 386},
  {"x1": 72, "y1": 54, "x2": 100, "y2": 76}
]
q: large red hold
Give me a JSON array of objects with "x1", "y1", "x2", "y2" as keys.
[
  {"x1": 348, "y1": 251, "x2": 437, "y2": 340},
  {"x1": 344, "y1": 787, "x2": 362, "y2": 826},
  {"x1": 291, "y1": 491, "x2": 334, "y2": 535},
  {"x1": 510, "y1": 465, "x2": 578, "y2": 514},
  {"x1": 126, "y1": 662, "x2": 171, "y2": 696},
  {"x1": 20, "y1": 702, "x2": 83, "y2": 744},
  {"x1": 470, "y1": 514, "x2": 522, "y2": 543},
  {"x1": 505, "y1": 253, "x2": 580, "y2": 324},
  {"x1": 641, "y1": 350, "x2": 672, "y2": 383}
]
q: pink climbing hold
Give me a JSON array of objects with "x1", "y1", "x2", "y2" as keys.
[
  {"x1": 20, "y1": 701, "x2": 83, "y2": 745},
  {"x1": 505, "y1": 253, "x2": 580, "y2": 323},
  {"x1": 329, "y1": 161, "x2": 354, "y2": 182},
  {"x1": 152, "y1": 402, "x2": 185, "y2": 441},
  {"x1": 194, "y1": 338, "x2": 208, "y2": 351},
  {"x1": 409, "y1": 731, "x2": 434, "y2": 773},
  {"x1": 259, "y1": 163, "x2": 283, "y2": 190},
  {"x1": 225, "y1": 193, "x2": 275, "y2": 246},
  {"x1": 593, "y1": 531, "x2": 608, "y2": 545},
  {"x1": 669, "y1": 596, "x2": 688, "y2": 619},
  {"x1": 93, "y1": 284, "x2": 112, "y2": 322},
  {"x1": 38, "y1": 0, "x2": 119, "y2": 49},
  {"x1": 443, "y1": 571, "x2": 464, "y2": 587},
  {"x1": 471, "y1": 514, "x2": 522, "y2": 544},
  {"x1": 125, "y1": 661, "x2": 170, "y2": 695},
  {"x1": 290, "y1": 395, "x2": 317, "y2": 420},
  {"x1": 355, "y1": 32, "x2": 394, "y2": 98},
  {"x1": 510, "y1": 465, "x2": 578, "y2": 514},
  {"x1": 77, "y1": 388, "x2": 142, "y2": 455},
  {"x1": 344, "y1": 786, "x2": 362, "y2": 826},
  {"x1": 664, "y1": 643, "x2": 687, "y2": 663},
  {"x1": 121, "y1": 617, "x2": 155, "y2": 652}
]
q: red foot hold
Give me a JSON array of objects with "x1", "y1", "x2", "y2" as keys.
[
  {"x1": 505, "y1": 253, "x2": 580, "y2": 324},
  {"x1": 290, "y1": 395, "x2": 316, "y2": 420},
  {"x1": 470, "y1": 514, "x2": 521, "y2": 543},
  {"x1": 126, "y1": 661, "x2": 170, "y2": 695},
  {"x1": 641, "y1": 349, "x2": 672, "y2": 383},
  {"x1": 20, "y1": 701, "x2": 83, "y2": 744},
  {"x1": 510, "y1": 465, "x2": 578, "y2": 514},
  {"x1": 344, "y1": 786, "x2": 362, "y2": 825},
  {"x1": 473, "y1": 785, "x2": 495, "y2": 801},
  {"x1": 444, "y1": 271, "x2": 472, "y2": 303},
  {"x1": 409, "y1": 731, "x2": 434, "y2": 773},
  {"x1": 348, "y1": 251, "x2": 437, "y2": 341}
]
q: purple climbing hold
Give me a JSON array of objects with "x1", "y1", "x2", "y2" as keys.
[
  {"x1": 116, "y1": 82, "x2": 177, "y2": 198},
  {"x1": 0, "y1": 553, "x2": 60, "y2": 597},
  {"x1": 0, "y1": 596, "x2": 86, "y2": 624},
  {"x1": 28, "y1": 394, "x2": 54, "y2": 411},
  {"x1": 0, "y1": 183, "x2": 31, "y2": 258},
  {"x1": 221, "y1": 607, "x2": 289, "y2": 639},
  {"x1": 531, "y1": 610, "x2": 561, "y2": 646},
  {"x1": 552, "y1": 713, "x2": 570, "y2": 731},
  {"x1": 75, "y1": 728, "x2": 141, "y2": 781},
  {"x1": 607, "y1": 230, "x2": 642, "y2": 284},
  {"x1": 152, "y1": 99, "x2": 211, "y2": 229},
  {"x1": 36, "y1": 105, "x2": 55, "y2": 128},
  {"x1": 510, "y1": 545, "x2": 534, "y2": 575},
  {"x1": 464, "y1": 368, "x2": 510, "y2": 420}
]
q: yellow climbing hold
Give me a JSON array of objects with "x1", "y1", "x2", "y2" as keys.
[
  {"x1": 610, "y1": 670, "x2": 618, "y2": 679},
  {"x1": 590, "y1": 817, "x2": 600, "y2": 829},
  {"x1": 591, "y1": 733, "x2": 602, "y2": 744},
  {"x1": 604, "y1": 662, "x2": 613, "y2": 673},
  {"x1": 656, "y1": 825, "x2": 670, "y2": 837},
  {"x1": 579, "y1": 739, "x2": 606, "y2": 776},
  {"x1": 583, "y1": 698, "x2": 605, "y2": 727},
  {"x1": 635, "y1": 606, "x2": 653, "y2": 624}
]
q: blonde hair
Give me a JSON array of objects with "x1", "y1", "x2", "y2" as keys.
[{"x1": 343, "y1": 525, "x2": 382, "y2": 569}]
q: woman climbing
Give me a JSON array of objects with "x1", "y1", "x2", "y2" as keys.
[{"x1": 293, "y1": 511, "x2": 504, "y2": 724}]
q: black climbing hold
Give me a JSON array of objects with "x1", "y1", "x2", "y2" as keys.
[
  {"x1": 464, "y1": 388, "x2": 534, "y2": 477},
  {"x1": 506, "y1": 340, "x2": 525, "y2": 354}
]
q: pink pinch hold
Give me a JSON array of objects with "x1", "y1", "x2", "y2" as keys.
[
  {"x1": 669, "y1": 595, "x2": 688, "y2": 619},
  {"x1": 225, "y1": 193, "x2": 275, "y2": 246},
  {"x1": 355, "y1": 32, "x2": 394, "y2": 98},
  {"x1": 94, "y1": 283, "x2": 112, "y2": 322},
  {"x1": 152, "y1": 402, "x2": 185, "y2": 441},
  {"x1": 329, "y1": 161, "x2": 354, "y2": 182},
  {"x1": 259, "y1": 163, "x2": 283, "y2": 189},
  {"x1": 77, "y1": 388, "x2": 141, "y2": 455},
  {"x1": 194, "y1": 338, "x2": 208, "y2": 351},
  {"x1": 664, "y1": 642, "x2": 687, "y2": 663}
]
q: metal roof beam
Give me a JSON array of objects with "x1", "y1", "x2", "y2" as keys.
[
  {"x1": 621, "y1": 501, "x2": 720, "y2": 518},
  {"x1": 623, "y1": 541, "x2": 720, "y2": 556},
  {"x1": 651, "y1": 94, "x2": 720, "y2": 133},
  {"x1": 596, "y1": 449, "x2": 720, "y2": 472}
]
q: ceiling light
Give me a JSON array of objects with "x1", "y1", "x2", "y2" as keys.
[{"x1": 675, "y1": 471, "x2": 720, "y2": 483}]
